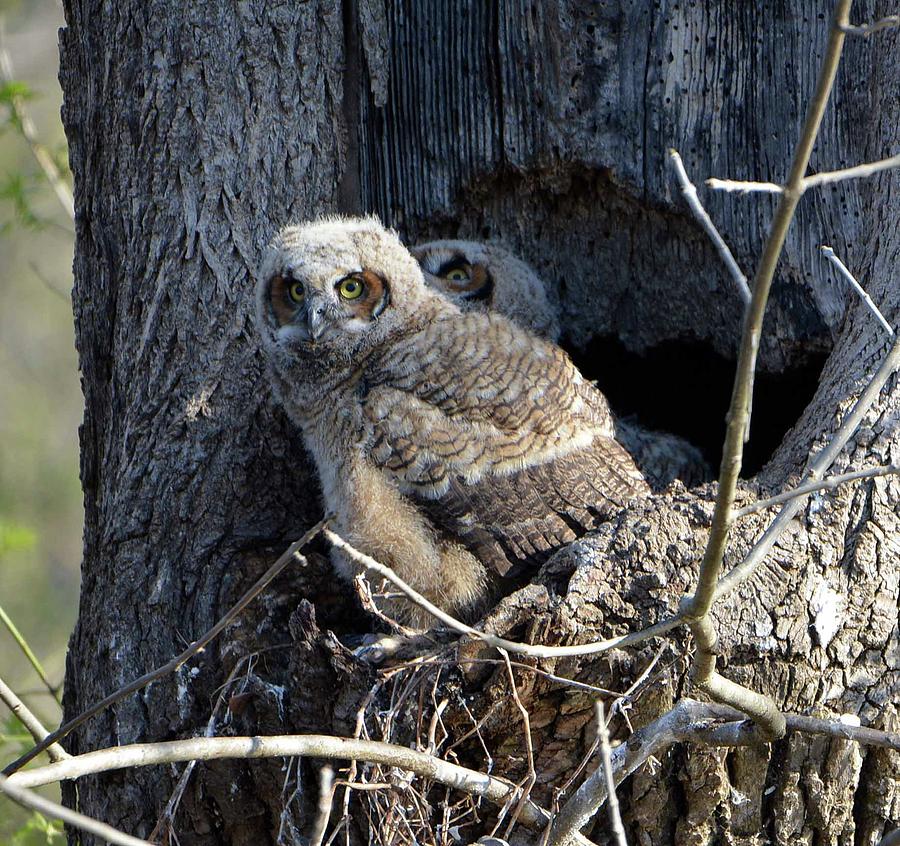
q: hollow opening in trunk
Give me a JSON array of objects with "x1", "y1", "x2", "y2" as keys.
[{"x1": 569, "y1": 336, "x2": 829, "y2": 478}]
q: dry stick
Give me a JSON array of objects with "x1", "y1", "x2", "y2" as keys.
[
  {"x1": 784, "y1": 714, "x2": 900, "y2": 752},
  {"x1": 0, "y1": 604, "x2": 61, "y2": 703},
  {"x1": 682, "y1": 0, "x2": 853, "y2": 740},
  {"x1": 734, "y1": 464, "x2": 900, "y2": 517},
  {"x1": 11, "y1": 702, "x2": 899, "y2": 791},
  {"x1": 804, "y1": 154, "x2": 900, "y2": 189},
  {"x1": 548, "y1": 697, "x2": 900, "y2": 846},
  {"x1": 716, "y1": 333, "x2": 900, "y2": 599},
  {"x1": 0, "y1": 22, "x2": 75, "y2": 221},
  {"x1": 547, "y1": 699, "x2": 737, "y2": 846},
  {"x1": 707, "y1": 152, "x2": 900, "y2": 194},
  {"x1": 704, "y1": 178, "x2": 783, "y2": 194},
  {"x1": 309, "y1": 766, "x2": 336, "y2": 846},
  {"x1": 668, "y1": 149, "x2": 752, "y2": 304},
  {"x1": 498, "y1": 648, "x2": 537, "y2": 842},
  {"x1": 0, "y1": 774, "x2": 151, "y2": 846},
  {"x1": 3, "y1": 734, "x2": 599, "y2": 841},
  {"x1": 0, "y1": 675, "x2": 68, "y2": 762},
  {"x1": 3, "y1": 518, "x2": 328, "y2": 776},
  {"x1": 148, "y1": 655, "x2": 258, "y2": 843},
  {"x1": 820, "y1": 246, "x2": 896, "y2": 336},
  {"x1": 325, "y1": 528, "x2": 680, "y2": 658},
  {"x1": 594, "y1": 702, "x2": 627, "y2": 846},
  {"x1": 840, "y1": 14, "x2": 900, "y2": 35}
]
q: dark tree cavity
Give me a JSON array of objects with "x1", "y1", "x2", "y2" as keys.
[{"x1": 59, "y1": 2, "x2": 898, "y2": 844}]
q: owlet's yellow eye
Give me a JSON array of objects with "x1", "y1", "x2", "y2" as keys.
[
  {"x1": 445, "y1": 267, "x2": 469, "y2": 283},
  {"x1": 338, "y1": 276, "x2": 365, "y2": 300},
  {"x1": 288, "y1": 281, "x2": 305, "y2": 303}
]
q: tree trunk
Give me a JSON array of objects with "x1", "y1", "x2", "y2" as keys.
[{"x1": 59, "y1": 1, "x2": 898, "y2": 844}]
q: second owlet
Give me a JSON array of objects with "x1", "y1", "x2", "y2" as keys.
[
  {"x1": 255, "y1": 216, "x2": 649, "y2": 625},
  {"x1": 413, "y1": 238, "x2": 711, "y2": 490}
]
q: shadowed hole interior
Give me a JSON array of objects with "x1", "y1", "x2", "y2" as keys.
[{"x1": 569, "y1": 336, "x2": 829, "y2": 478}]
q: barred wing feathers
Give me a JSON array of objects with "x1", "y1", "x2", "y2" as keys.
[{"x1": 363, "y1": 313, "x2": 648, "y2": 574}]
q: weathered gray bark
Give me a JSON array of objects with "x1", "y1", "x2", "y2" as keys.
[{"x1": 59, "y1": 1, "x2": 898, "y2": 844}]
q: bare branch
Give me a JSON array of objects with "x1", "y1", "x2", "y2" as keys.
[
  {"x1": 0, "y1": 774, "x2": 151, "y2": 846},
  {"x1": 683, "y1": 0, "x2": 854, "y2": 739},
  {"x1": 309, "y1": 766, "x2": 336, "y2": 846},
  {"x1": 0, "y1": 676, "x2": 68, "y2": 762},
  {"x1": 5, "y1": 734, "x2": 558, "y2": 836},
  {"x1": 0, "y1": 604, "x2": 61, "y2": 702},
  {"x1": 805, "y1": 153, "x2": 900, "y2": 188},
  {"x1": 3, "y1": 518, "x2": 328, "y2": 776},
  {"x1": 668, "y1": 149, "x2": 751, "y2": 304},
  {"x1": 820, "y1": 245, "x2": 895, "y2": 336},
  {"x1": 595, "y1": 702, "x2": 627, "y2": 846},
  {"x1": 717, "y1": 334, "x2": 900, "y2": 598},
  {"x1": 707, "y1": 153, "x2": 900, "y2": 195},
  {"x1": 498, "y1": 649, "x2": 536, "y2": 841},
  {"x1": 839, "y1": 15, "x2": 900, "y2": 35},
  {"x1": 324, "y1": 528, "x2": 679, "y2": 658},
  {"x1": 735, "y1": 464, "x2": 900, "y2": 517},
  {"x1": 704, "y1": 178, "x2": 783, "y2": 195},
  {"x1": 547, "y1": 700, "x2": 737, "y2": 846},
  {"x1": 0, "y1": 21, "x2": 75, "y2": 221},
  {"x1": 784, "y1": 713, "x2": 900, "y2": 753},
  {"x1": 149, "y1": 655, "x2": 260, "y2": 844}
]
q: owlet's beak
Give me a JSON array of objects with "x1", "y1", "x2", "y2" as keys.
[{"x1": 307, "y1": 302, "x2": 327, "y2": 342}]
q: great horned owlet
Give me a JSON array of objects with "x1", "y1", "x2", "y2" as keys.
[
  {"x1": 255, "y1": 217, "x2": 649, "y2": 625},
  {"x1": 411, "y1": 240, "x2": 562, "y2": 341},
  {"x1": 413, "y1": 239, "x2": 712, "y2": 490}
]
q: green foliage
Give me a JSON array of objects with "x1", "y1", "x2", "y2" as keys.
[
  {"x1": 0, "y1": 171, "x2": 42, "y2": 231},
  {"x1": 7, "y1": 812, "x2": 65, "y2": 846},
  {"x1": 0, "y1": 519, "x2": 36, "y2": 555},
  {"x1": 1, "y1": 712, "x2": 34, "y2": 753}
]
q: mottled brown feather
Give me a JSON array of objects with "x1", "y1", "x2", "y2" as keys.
[{"x1": 361, "y1": 311, "x2": 648, "y2": 575}]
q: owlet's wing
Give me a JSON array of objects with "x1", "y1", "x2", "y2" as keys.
[{"x1": 362, "y1": 313, "x2": 648, "y2": 574}]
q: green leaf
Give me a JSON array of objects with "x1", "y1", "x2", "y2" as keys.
[
  {"x1": 8, "y1": 812, "x2": 65, "y2": 846},
  {"x1": 0, "y1": 80, "x2": 33, "y2": 104},
  {"x1": 0, "y1": 172, "x2": 43, "y2": 230},
  {"x1": 0, "y1": 520, "x2": 37, "y2": 555}
]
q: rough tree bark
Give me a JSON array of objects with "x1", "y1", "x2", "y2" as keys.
[{"x1": 59, "y1": 1, "x2": 898, "y2": 844}]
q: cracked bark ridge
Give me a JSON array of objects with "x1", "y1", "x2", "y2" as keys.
[{"x1": 59, "y1": 1, "x2": 898, "y2": 843}]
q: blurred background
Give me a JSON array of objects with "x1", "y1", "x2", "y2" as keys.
[{"x1": 0, "y1": 0, "x2": 80, "y2": 840}]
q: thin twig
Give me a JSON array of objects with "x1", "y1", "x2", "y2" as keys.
[
  {"x1": 595, "y1": 702, "x2": 627, "y2": 846},
  {"x1": 0, "y1": 604, "x2": 61, "y2": 702},
  {"x1": 0, "y1": 21, "x2": 75, "y2": 221},
  {"x1": 682, "y1": 0, "x2": 853, "y2": 739},
  {"x1": 547, "y1": 700, "x2": 731, "y2": 846},
  {"x1": 668, "y1": 149, "x2": 752, "y2": 304},
  {"x1": 704, "y1": 178, "x2": 783, "y2": 194},
  {"x1": 309, "y1": 766, "x2": 336, "y2": 846},
  {"x1": 11, "y1": 702, "x2": 899, "y2": 792},
  {"x1": 839, "y1": 14, "x2": 900, "y2": 35},
  {"x1": 716, "y1": 334, "x2": 900, "y2": 598},
  {"x1": 325, "y1": 528, "x2": 678, "y2": 658},
  {"x1": 820, "y1": 246, "x2": 895, "y2": 336},
  {"x1": 0, "y1": 676, "x2": 67, "y2": 762},
  {"x1": 734, "y1": 464, "x2": 900, "y2": 517},
  {"x1": 6, "y1": 734, "x2": 555, "y2": 835},
  {"x1": 498, "y1": 649, "x2": 536, "y2": 842},
  {"x1": 0, "y1": 774, "x2": 151, "y2": 846},
  {"x1": 804, "y1": 153, "x2": 900, "y2": 188},
  {"x1": 707, "y1": 152, "x2": 900, "y2": 195},
  {"x1": 3, "y1": 518, "x2": 328, "y2": 776},
  {"x1": 149, "y1": 655, "x2": 257, "y2": 843}
]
